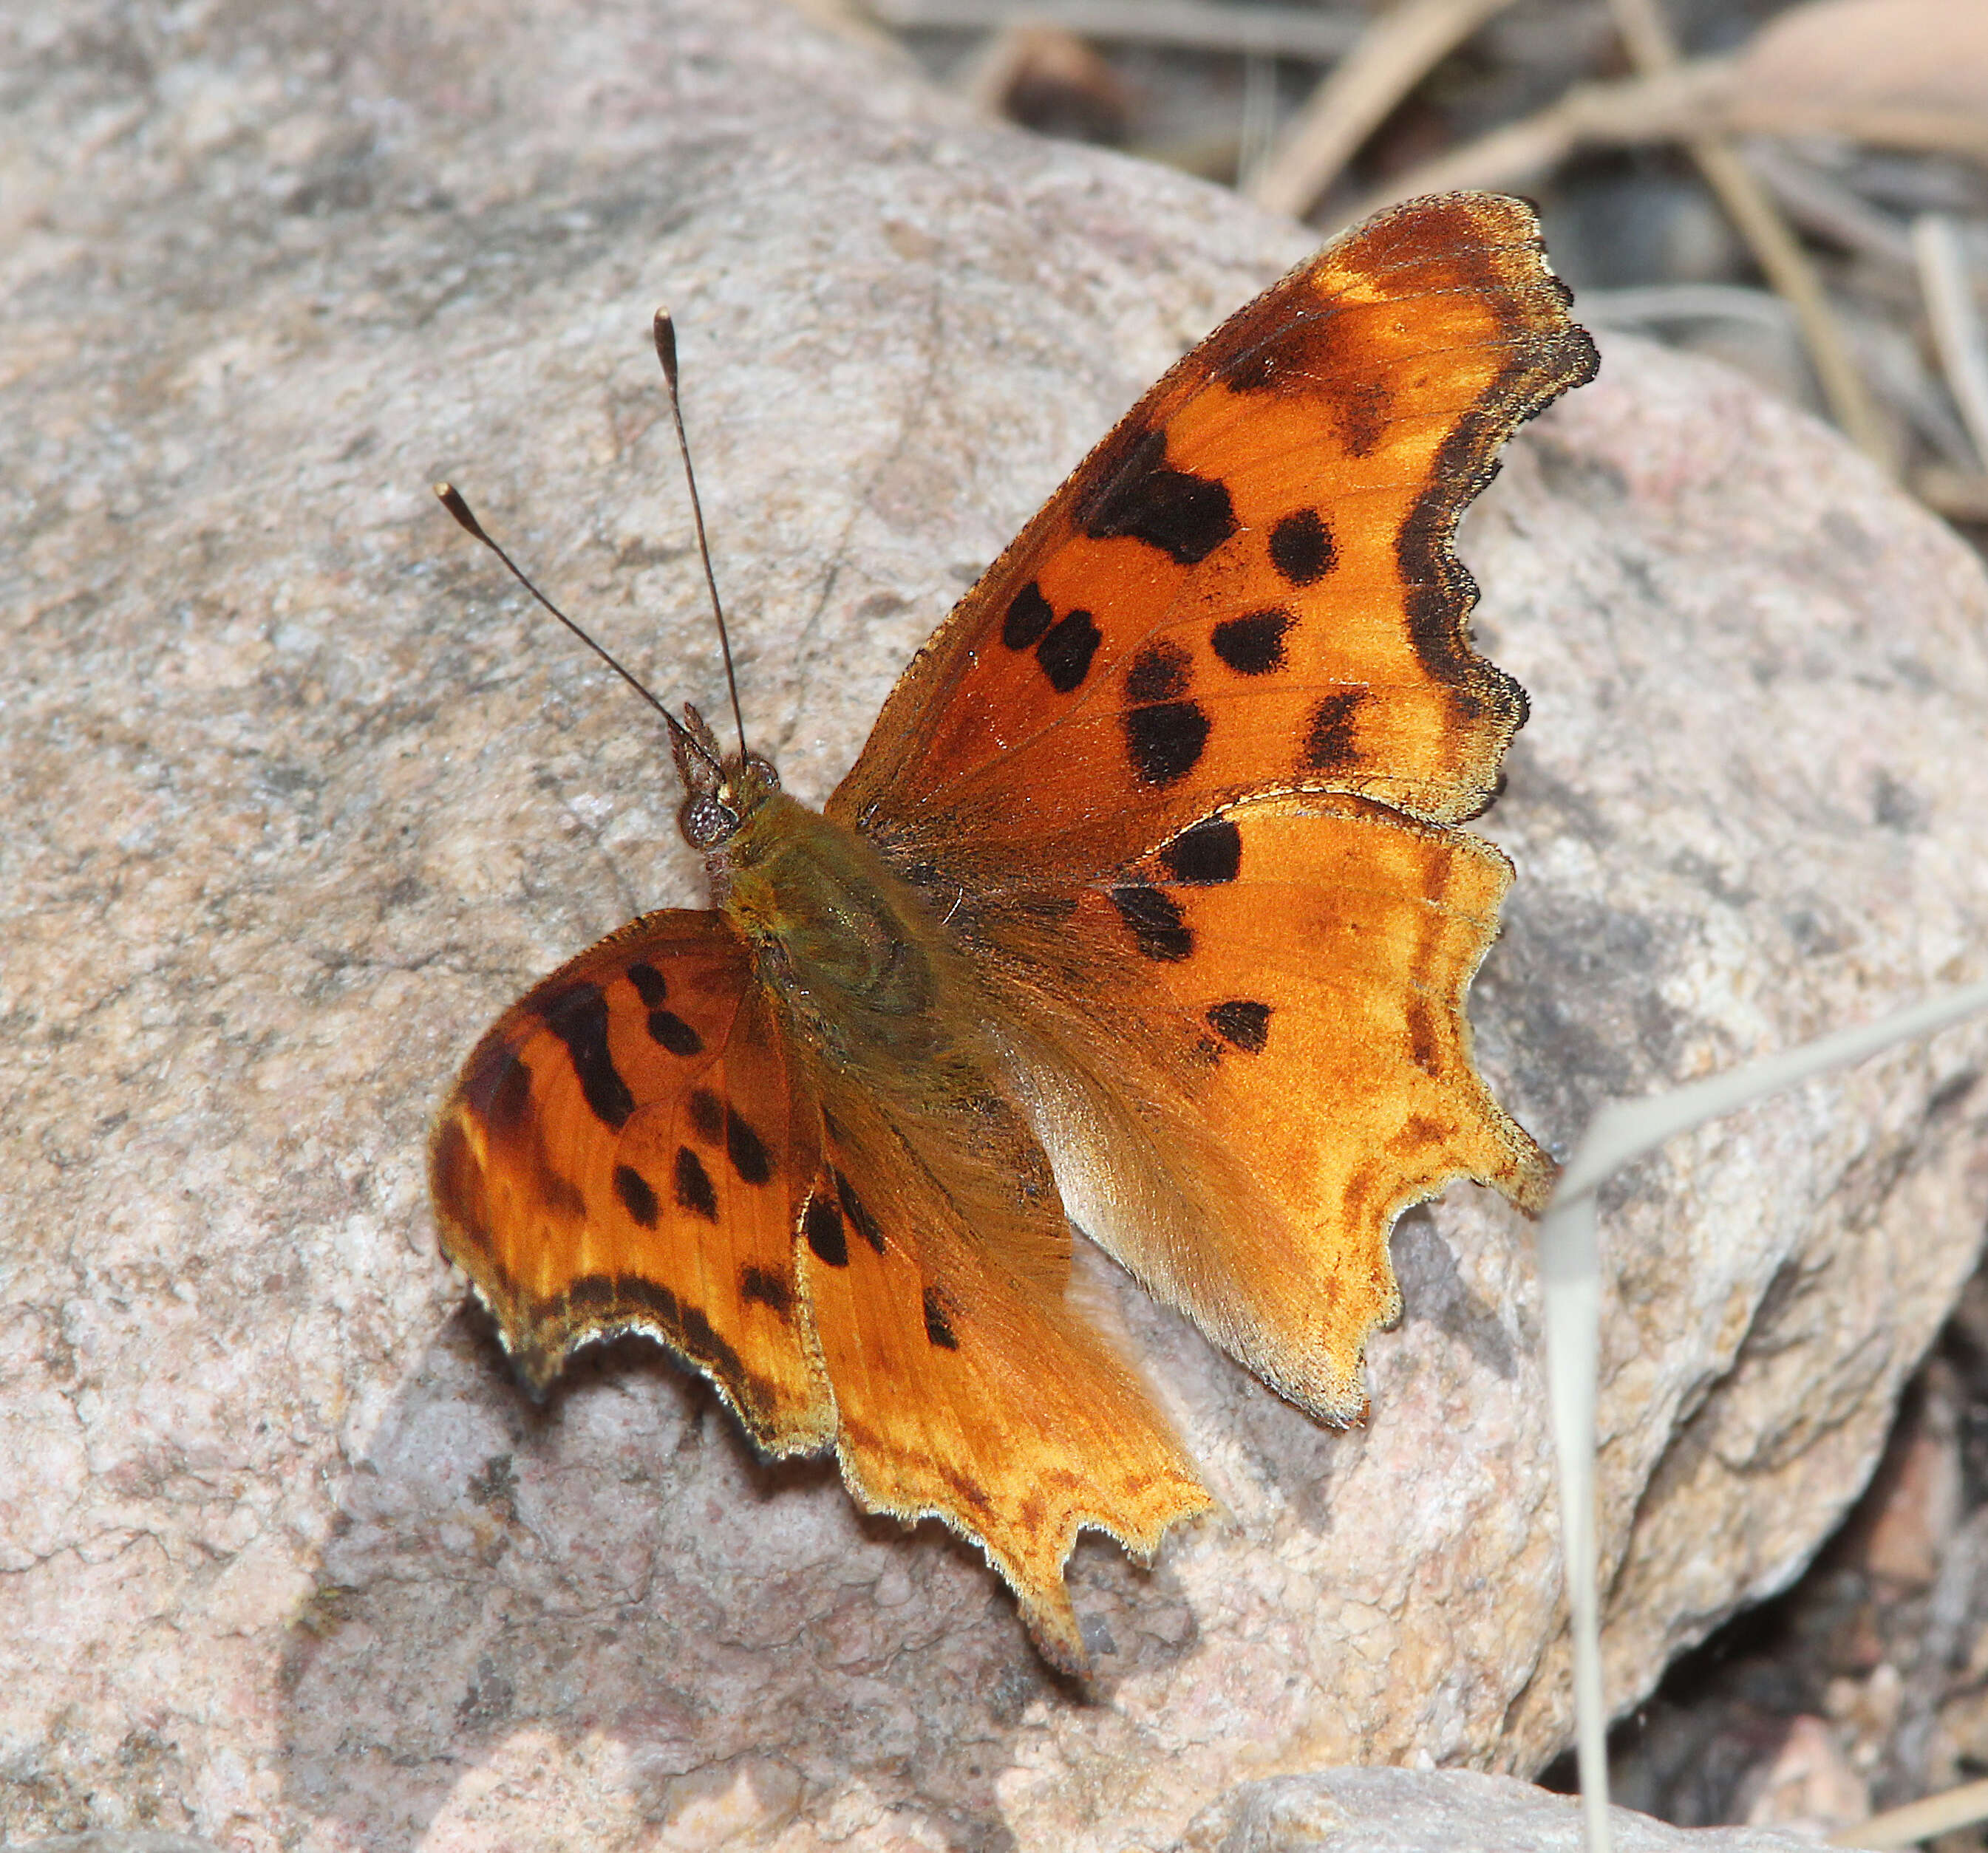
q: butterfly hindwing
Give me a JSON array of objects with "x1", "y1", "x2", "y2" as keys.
[
  {"x1": 987, "y1": 794, "x2": 1550, "y2": 1422},
  {"x1": 432, "y1": 899, "x2": 1208, "y2": 1667},
  {"x1": 429, "y1": 910, "x2": 835, "y2": 1453},
  {"x1": 789, "y1": 1069, "x2": 1209, "y2": 1673},
  {"x1": 831, "y1": 191, "x2": 1596, "y2": 853}
]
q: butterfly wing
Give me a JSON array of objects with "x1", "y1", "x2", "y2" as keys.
[
  {"x1": 429, "y1": 909, "x2": 835, "y2": 1454},
  {"x1": 987, "y1": 794, "x2": 1550, "y2": 1422},
  {"x1": 432, "y1": 903, "x2": 1206, "y2": 1668},
  {"x1": 826, "y1": 192, "x2": 1587, "y2": 1420},
  {"x1": 831, "y1": 191, "x2": 1595, "y2": 850},
  {"x1": 787, "y1": 1054, "x2": 1208, "y2": 1674}
]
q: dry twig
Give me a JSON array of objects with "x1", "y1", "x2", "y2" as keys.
[
  {"x1": 1740, "y1": 141, "x2": 1916, "y2": 273},
  {"x1": 1607, "y1": 0, "x2": 1893, "y2": 470},
  {"x1": 1829, "y1": 1773, "x2": 1988, "y2": 1849},
  {"x1": 1347, "y1": 58, "x2": 1729, "y2": 214},
  {"x1": 1913, "y1": 213, "x2": 1988, "y2": 469},
  {"x1": 1245, "y1": 0, "x2": 1521, "y2": 221},
  {"x1": 1358, "y1": 68, "x2": 1988, "y2": 225}
]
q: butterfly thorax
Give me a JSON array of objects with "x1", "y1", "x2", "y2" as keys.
[{"x1": 709, "y1": 784, "x2": 976, "y2": 1076}]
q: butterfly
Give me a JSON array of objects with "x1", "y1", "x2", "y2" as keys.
[{"x1": 429, "y1": 191, "x2": 1597, "y2": 1676}]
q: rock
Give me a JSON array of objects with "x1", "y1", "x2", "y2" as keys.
[
  {"x1": 1732, "y1": 1715, "x2": 1873, "y2": 1837},
  {"x1": 0, "y1": 1837, "x2": 225, "y2": 1853},
  {"x1": 5, "y1": 0, "x2": 1988, "y2": 1847},
  {"x1": 1173, "y1": 1768, "x2": 1817, "y2": 1850},
  {"x1": 1842, "y1": 1368, "x2": 1964, "y2": 1593}
]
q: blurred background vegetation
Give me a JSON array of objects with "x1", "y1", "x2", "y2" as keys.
[{"x1": 808, "y1": 0, "x2": 1988, "y2": 556}]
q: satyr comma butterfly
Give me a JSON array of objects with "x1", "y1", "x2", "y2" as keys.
[{"x1": 429, "y1": 191, "x2": 1596, "y2": 1673}]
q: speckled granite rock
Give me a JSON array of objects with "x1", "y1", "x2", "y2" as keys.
[
  {"x1": 1172, "y1": 1769, "x2": 1818, "y2": 1851},
  {"x1": 0, "y1": 1835, "x2": 225, "y2": 1853},
  {"x1": 5, "y1": 0, "x2": 1988, "y2": 1848}
]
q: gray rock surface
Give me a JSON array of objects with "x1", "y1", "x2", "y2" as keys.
[
  {"x1": 0, "y1": 1835, "x2": 225, "y2": 1853},
  {"x1": 1174, "y1": 1770, "x2": 1817, "y2": 1851},
  {"x1": 5, "y1": 0, "x2": 1988, "y2": 1848}
]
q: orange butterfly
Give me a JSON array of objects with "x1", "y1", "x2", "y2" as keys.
[{"x1": 429, "y1": 191, "x2": 1596, "y2": 1675}]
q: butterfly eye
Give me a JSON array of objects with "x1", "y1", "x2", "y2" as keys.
[
  {"x1": 680, "y1": 793, "x2": 738, "y2": 849},
  {"x1": 746, "y1": 754, "x2": 780, "y2": 791}
]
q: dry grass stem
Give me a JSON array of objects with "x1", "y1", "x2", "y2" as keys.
[
  {"x1": 1607, "y1": 0, "x2": 1893, "y2": 471},
  {"x1": 1913, "y1": 213, "x2": 1988, "y2": 471},
  {"x1": 1245, "y1": 0, "x2": 1521, "y2": 220},
  {"x1": 1546, "y1": 972, "x2": 1988, "y2": 1852},
  {"x1": 783, "y1": 0, "x2": 912, "y2": 55},
  {"x1": 1828, "y1": 1773, "x2": 1988, "y2": 1848},
  {"x1": 1915, "y1": 464, "x2": 1988, "y2": 522},
  {"x1": 1357, "y1": 66, "x2": 1988, "y2": 221},
  {"x1": 1347, "y1": 60, "x2": 1732, "y2": 218},
  {"x1": 1741, "y1": 140, "x2": 1917, "y2": 273}
]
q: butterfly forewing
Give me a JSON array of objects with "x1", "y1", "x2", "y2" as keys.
[
  {"x1": 429, "y1": 909, "x2": 835, "y2": 1453},
  {"x1": 831, "y1": 192, "x2": 1596, "y2": 852}
]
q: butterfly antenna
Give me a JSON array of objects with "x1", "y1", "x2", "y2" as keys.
[
  {"x1": 653, "y1": 308, "x2": 750, "y2": 765},
  {"x1": 432, "y1": 482, "x2": 709, "y2": 765}
]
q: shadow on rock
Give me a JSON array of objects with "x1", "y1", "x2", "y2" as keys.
[{"x1": 275, "y1": 1308, "x2": 1206, "y2": 1849}]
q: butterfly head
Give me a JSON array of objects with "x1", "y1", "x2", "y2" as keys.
[{"x1": 671, "y1": 701, "x2": 780, "y2": 850}]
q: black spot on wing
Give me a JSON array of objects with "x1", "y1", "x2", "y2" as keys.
[
  {"x1": 1126, "y1": 640, "x2": 1191, "y2": 703},
  {"x1": 1211, "y1": 609, "x2": 1293, "y2": 675},
  {"x1": 922, "y1": 1288, "x2": 960, "y2": 1351},
  {"x1": 1036, "y1": 610, "x2": 1101, "y2": 694},
  {"x1": 1207, "y1": 1000, "x2": 1273, "y2": 1054},
  {"x1": 1269, "y1": 508, "x2": 1335, "y2": 585},
  {"x1": 625, "y1": 962, "x2": 668, "y2": 1008},
  {"x1": 726, "y1": 1111, "x2": 772, "y2": 1187},
  {"x1": 1221, "y1": 315, "x2": 1326, "y2": 395},
  {"x1": 1160, "y1": 817, "x2": 1242, "y2": 884},
  {"x1": 647, "y1": 1009, "x2": 704, "y2": 1058},
  {"x1": 1123, "y1": 700, "x2": 1211, "y2": 786},
  {"x1": 1336, "y1": 378, "x2": 1392, "y2": 458},
  {"x1": 540, "y1": 983, "x2": 634, "y2": 1130},
  {"x1": 1109, "y1": 881, "x2": 1193, "y2": 961},
  {"x1": 647, "y1": 1090, "x2": 784, "y2": 1198},
  {"x1": 834, "y1": 1169, "x2": 886, "y2": 1254},
  {"x1": 674, "y1": 1146, "x2": 718, "y2": 1222},
  {"x1": 1080, "y1": 427, "x2": 1236, "y2": 566},
  {"x1": 1303, "y1": 689, "x2": 1367, "y2": 773},
  {"x1": 689, "y1": 1088, "x2": 724, "y2": 1142},
  {"x1": 1002, "y1": 581, "x2": 1055, "y2": 651},
  {"x1": 562, "y1": 1273, "x2": 624, "y2": 1317},
  {"x1": 803, "y1": 1192, "x2": 848, "y2": 1267},
  {"x1": 740, "y1": 1266, "x2": 792, "y2": 1313},
  {"x1": 614, "y1": 1164, "x2": 659, "y2": 1227}
]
